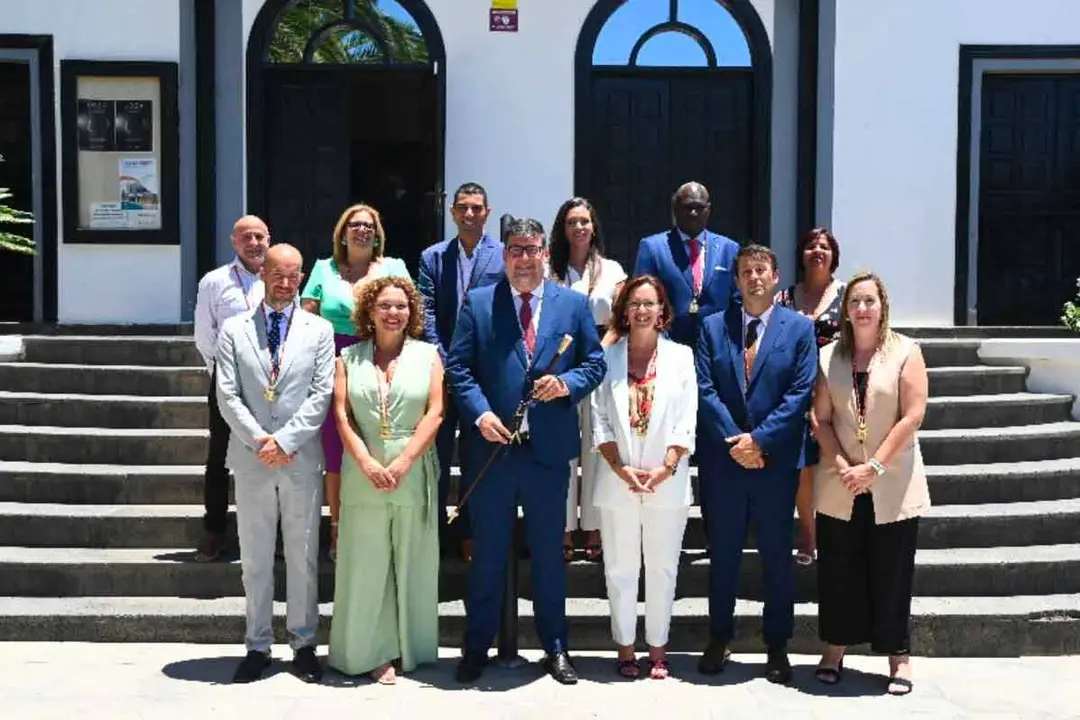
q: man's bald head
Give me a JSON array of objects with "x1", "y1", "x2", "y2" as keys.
[
  {"x1": 264, "y1": 243, "x2": 303, "y2": 271},
  {"x1": 673, "y1": 182, "x2": 710, "y2": 207},
  {"x1": 231, "y1": 215, "x2": 270, "y2": 272},
  {"x1": 261, "y1": 244, "x2": 305, "y2": 310},
  {"x1": 671, "y1": 182, "x2": 712, "y2": 238}
]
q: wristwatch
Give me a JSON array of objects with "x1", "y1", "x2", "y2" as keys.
[{"x1": 868, "y1": 458, "x2": 886, "y2": 476}]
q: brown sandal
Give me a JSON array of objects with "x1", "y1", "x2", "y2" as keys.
[
  {"x1": 616, "y1": 658, "x2": 640, "y2": 679},
  {"x1": 647, "y1": 659, "x2": 669, "y2": 679}
]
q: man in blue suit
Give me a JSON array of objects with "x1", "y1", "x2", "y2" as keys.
[
  {"x1": 695, "y1": 244, "x2": 817, "y2": 684},
  {"x1": 418, "y1": 182, "x2": 505, "y2": 558},
  {"x1": 634, "y1": 182, "x2": 741, "y2": 347},
  {"x1": 446, "y1": 217, "x2": 606, "y2": 685}
]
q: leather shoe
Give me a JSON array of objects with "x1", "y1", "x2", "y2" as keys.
[
  {"x1": 292, "y1": 646, "x2": 323, "y2": 684},
  {"x1": 543, "y1": 651, "x2": 579, "y2": 685},
  {"x1": 697, "y1": 641, "x2": 731, "y2": 675},
  {"x1": 195, "y1": 531, "x2": 226, "y2": 563},
  {"x1": 765, "y1": 645, "x2": 793, "y2": 684},
  {"x1": 232, "y1": 650, "x2": 271, "y2": 684},
  {"x1": 456, "y1": 651, "x2": 488, "y2": 683}
]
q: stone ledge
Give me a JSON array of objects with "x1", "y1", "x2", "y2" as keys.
[
  {"x1": 0, "y1": 336, "x2": 23, "y2": 362},
  {"x1": 979, "y1": 339, "x2": 1080, "y2": 419}
]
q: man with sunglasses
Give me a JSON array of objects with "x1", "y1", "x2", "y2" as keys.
[
  {"x1": 418, "y1": 182, "x2": 504, "y2": 560},
  {"x1": 446, "y1": 217, "x2": 606, "y2": 685}
]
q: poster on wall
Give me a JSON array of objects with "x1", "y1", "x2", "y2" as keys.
[
  {"x1": 76, "y1": 99, "x2": 116, "y2": 151},
  {"x1": 114, "y1": 101, "x2": 154, "y2": 152},
  {"x1": 119, "y1": 157, "x2": 160, "y2": 227},
  {"x1": 489, "y1": 0, "x2": 518, "y2": 32}
]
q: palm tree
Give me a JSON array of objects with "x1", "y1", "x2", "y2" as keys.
[
  {"x1": 269, "y1": 0, "x2": 428, "y2": 64},
  {"x1": 0, "y1": 189, "x2": 34, "y2": 255}
]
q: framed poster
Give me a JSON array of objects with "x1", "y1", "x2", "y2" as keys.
[{"x1": 61, "y1": 60, "x2": 178, "y2": 245}]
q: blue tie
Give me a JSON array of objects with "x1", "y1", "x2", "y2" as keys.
[{"x1": 268, "y1": 311, "x2": 284, "y2": 358}]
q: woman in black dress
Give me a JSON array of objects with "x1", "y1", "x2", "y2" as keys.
[{"x1": 776, "y1": 227, "x2": 844, "y2": 564}]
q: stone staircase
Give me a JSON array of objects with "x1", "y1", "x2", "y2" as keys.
[{"x1": 1, "y1": 328, "x2": 1080, "y2": 655}]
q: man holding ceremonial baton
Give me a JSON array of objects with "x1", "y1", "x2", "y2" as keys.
[{"x1": 446, "y1": 217, "x2": 606, "y2": 685}]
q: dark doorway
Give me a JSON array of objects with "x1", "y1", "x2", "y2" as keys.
[
  {"x1": 977, "y1": 73, "x2": 1080, "y2": 325},
  {"x1": 0, "y1": 62, "x2": 33, "y2": 321}
]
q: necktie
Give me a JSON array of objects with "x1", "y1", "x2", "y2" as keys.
[
  {"x1": 519, "y1": 292, "x2": 536, "y2": 355},
  {"x1": 268, "y1": 311, "x2": 284, "y2": 359},
  {"x1": 744, "y1": 318, "x2": 761, "y2": 385},
  {"x1": 688, "y1": 239, "x2": 704, "y2": 294}
]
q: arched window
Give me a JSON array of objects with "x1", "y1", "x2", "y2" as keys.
[
  {"x1": 592, "y1": 0, "x2": 751, "y2": 68},
  {"x1": 267, "y1": 0, "x2": 429, "y2": 65}
]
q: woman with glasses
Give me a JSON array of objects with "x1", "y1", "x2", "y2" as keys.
[
  {"x1": 548, "y1": 197, "x2": 627, "y2": 563},
  {"x1": 301, "y1": 203, "x2": 411, "y2": 561},
  {"x1": 591, "y1": 275, "x2": 696, "y2": 680}
]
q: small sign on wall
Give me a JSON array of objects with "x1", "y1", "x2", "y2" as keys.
[{"x1": 490, "y1": 0, "x2": 518, "y2": 32}]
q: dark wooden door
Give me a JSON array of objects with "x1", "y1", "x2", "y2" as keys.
[
  {"x1": 978, "y1": 74, "x2": 1080, "y2": 325},
  {"x1": 263, "y1": 69, "x2": 350, "y2": 274},
  {"x1": 0, "y1": 63, "x2": 34, "y2": 321},
  {"x1": 586, "y1": 69, "x2": 754, "y2": 272}
]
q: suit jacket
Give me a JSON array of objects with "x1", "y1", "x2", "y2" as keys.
[
  {"x1": 590, "y1": 336, "x2": 698, "y2": 508},
  {"x1": 418, "y1": 234, "x2": 504, "y2": 359},
  {"x1": 215, "y1": 305, "x2": 336, "y2": 478},
  {"x1": 696, "y1": 304, "x2": 817, "y2": 473},
  {"x1": 445, "y1": 278, "x2": 607, "y2": 468},
  {"x1": 633, "y1": 229, "x2": 741, "y2": 346}
]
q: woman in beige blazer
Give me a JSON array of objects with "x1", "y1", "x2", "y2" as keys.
[
  {"x1": 591, "y1": 275, "x2": 697, "y2": 680},
  {"x1": 811, "y1": 271, "x2": 930, "y2": 696}
]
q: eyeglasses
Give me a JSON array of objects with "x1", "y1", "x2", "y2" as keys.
[
  {"x1": 628, "y1": 301, "x2": 659, "y2": 310},
  {"x1": 347, "y1": 220, "x2": 376, "y2": 231},
  {"x1": 375, "y1": 302, "x2": 408, "y2": 314},
  {"x1": 507, "y1": 245, "x2": 544, "y2": 258},
  {"x1": 453, "y1": 203, "x2": 486, "y2": 214}
]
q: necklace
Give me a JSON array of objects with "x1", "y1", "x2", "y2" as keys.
[
  {"x1": 851, "y1": 349, "x2": 875, "y2": 444},
  {"x1": 628, "y1": 347, "x2": 658, "y2": 437},
  {"x1": 374, "y1": 344, "x2": 402, "y2": 440}
]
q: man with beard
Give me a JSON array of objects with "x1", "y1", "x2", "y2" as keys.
[
  {"x1": 192, "y1": 215, "x2": 271, "y2": 562},
  {"x1": 695, "y1": 244, "x2": 817, "y2": 684},
  {"x1": 633, "y1": 182, "x2": 741, "y2": 347}
]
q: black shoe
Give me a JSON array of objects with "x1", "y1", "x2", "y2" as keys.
[
  {"x1": 765, "y1": 645, "x2": 793, "y2": 684},
  {"x1": 543, "y1": 651, "x2": 579, "y2": 685},
  {"x1": 292, "y1": 646, "x2": 323, "y2": 684},
  {"x1": 195, "y1": 532, "x2": 226, "y2": 563},
  {"x1": 232, "y1": 650, "x2": 272, "y2": 684},
  {"x1": 697, "y1": 641, "x2": 731, "y2": 675},
  {"x1": 456, "y1": 651, "x2": 488, "y2": 684}
]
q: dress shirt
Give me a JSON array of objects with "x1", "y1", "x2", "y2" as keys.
[
  {"x1": 193, "y1": 258, "x2": 264, "y2": 369},
  {"x1": 743, "y1": 304, "x2": 774, "y2": 344},
  {"x1": 262, "y1": 300, "x2": 296, "y2": 357},
  {"x1": 475, "y1": 282, "x2": 545, "y2": 434},
  {"x1": 456, "y1": 238, "x2": 478, "y2": 316}
]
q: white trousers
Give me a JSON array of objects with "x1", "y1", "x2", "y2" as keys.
[
  {"x1": 598, "y1": 503, "x2": 689, "y2": 647},
  {"x1": 566, "y1": 398, "x2": 601, "y2": 532},
  {"x1": 234, "y1": 466, "x2": 323, "y2": 653}
]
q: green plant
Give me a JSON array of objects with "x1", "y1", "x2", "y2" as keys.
[
  {"x1": 0, "y1": 188, "x2": 34, "y2": 255},
  {"x1": 1063, "y1": 278, "x2": 1080, "y2": 332}
]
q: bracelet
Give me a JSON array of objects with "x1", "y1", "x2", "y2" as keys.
[{"x1": 868, "y1": 458, "x2": 886, "y2": 476}]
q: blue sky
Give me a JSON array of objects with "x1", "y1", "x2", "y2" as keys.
[{"x1": 378, "y1": 0, "x2": 750, "y2": 67}]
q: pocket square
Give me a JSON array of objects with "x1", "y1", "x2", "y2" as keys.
[{"x1": 715, "y1": 265, "x2": 728, "y2": 271}]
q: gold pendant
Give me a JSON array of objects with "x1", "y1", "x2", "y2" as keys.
[
  {"x1": 856, "y1": 421, "x2": 868, "y2": 444},
  {"x1": 379, "y1": 417, "x2": 392, "y2": 440},
  {"x1": 263, "y1": 385, "x2": 277, "y2": 403},
  {"x1": 688, "y1": 298, "x2": 699, "y2": 314}
]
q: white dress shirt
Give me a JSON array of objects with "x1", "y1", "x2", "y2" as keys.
[
  {"x1": 564, "y1": 257, "x2": 627, "y2": 326},
  {"x1": 193, "y1": 258, "x2": 264, "y2": 369},
  {"x1": 456, "y1": 238, "x2": 478, "y2": 316},
  {"x1": 743, "y1": 304, "x2": 774, "y2": 344},
  {"x1": 476, "y1": 282, "x2": 545, "y2": 434}
]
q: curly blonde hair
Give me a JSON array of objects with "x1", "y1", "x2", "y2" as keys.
[
  {"x1": 331, "y1": 203, "x2": 387, "y2": 266},
  {"x1": 350, "y1": 276, "x2": 425, "y2": 340}
]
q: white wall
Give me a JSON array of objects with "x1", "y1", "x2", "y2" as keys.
[
  {"x1": 827, "y1": 0, "x2": 1080, "y2": 325},
  {"x1": 0, "y1": 0, "x2": 183, "y2": 323}
]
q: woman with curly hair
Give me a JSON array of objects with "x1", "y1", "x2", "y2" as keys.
[{"x1": 327, "y1": 276, "x2": 444, "y2": 685}]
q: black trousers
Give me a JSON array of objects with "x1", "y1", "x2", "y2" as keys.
[
  {"x1": 816, "y1": 493, "x2": 919, "y2": 655},
  {"x1": 203, "y1": 367, "x2": 231, "y2": 534}
]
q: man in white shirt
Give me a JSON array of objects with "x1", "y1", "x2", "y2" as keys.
[{"x1": 192, "y1": 215, "x2": 270, "y2": 561}]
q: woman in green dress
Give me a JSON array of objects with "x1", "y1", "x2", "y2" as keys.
[{"x1": 328, "y1": 275, "x2": 444, "y2": 684}]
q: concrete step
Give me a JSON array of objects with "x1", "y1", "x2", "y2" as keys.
[
  {"x1": 927, "y1": 366, "x2": 1027, "y2": 396},
  {"x1": 0, "y1": 363, "x2": 208, "y2": 396},
  {"x1": 0, "y1": 426, "x2": 207, "y2": 465},
  {"x1": 927, "y1": 459, "x2": 1080, "y2": 505},
  {"x1": 915, "y1": 339, "x2": 982, "y2": 367},
  {"x1": 0, "y1": 392, "x2": 207, "y2": 429},
  {"x1": 0, "y1": 323, "x2": 193, "y2": 336},
  {"x1": 924, "y1": 393, "x2": 1074, "y2": 430},
  {"x1": 897, "y1": 326, "x2": 1075, "y2": 339},
  {"x1": 919, "y1": 422, "x2": 1080, "y2": 465},
  {"x1": 1, "y1": 545, "x2": 1077, "y2": 600},
  {"x1": 3, "y1": 498, "x2": 1078, "y2": 550},
  {"x1": 20, "y1": 336, "x2": 202, "y2": 367},
  {"x1": 0, "y1": 594, "x2": 1075, "y2": 655}
]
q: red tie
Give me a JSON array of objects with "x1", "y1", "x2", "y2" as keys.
[
  {"x1": 519, "y1": 292, "x2": 536, "y2": 355},
  {"x1": 688, "y1": 239, "x2": 703, "y2": 294}
]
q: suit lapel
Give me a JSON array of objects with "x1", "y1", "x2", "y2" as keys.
[
  {"x1": 642, "y1": 338, "x2": 672, "y2": 452},
  {"x1": 665, "y1": 229, "x2": 695, "y2": 292},
  {"x1": 531, "y1": 280, "x2": 558, "y2": 369},
  {"x1": 442, "y1": 239, "x2": 461, "y2": 305},
  {"x1": 469, "y1": 235, "x2": 496, "y2": 285},
  {"x1": 276, "y1": 309, "x2": 307, "y2": 382},
  {"x1": 726, "y1": 308, "x2": 747, "y2": 396},
  {"x1": 609, "y1": 340, "x2": 631, "y2": 447},
  {"x1": 495, "y1": 280, "x2": 528, "y2": 371},
  {"x1": 748, "y1": 309, "x2": 786, "y2": 390},
  {"x1": 703, "y1": 231, "x2": 719, "y2": 286},
  {"x1": 244, "y1": 310, "x2": 272, "y2": 381}
]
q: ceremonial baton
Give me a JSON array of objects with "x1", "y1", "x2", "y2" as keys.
[{"x1": 448, "y1": 333, "x2": 575, "y2": 525}]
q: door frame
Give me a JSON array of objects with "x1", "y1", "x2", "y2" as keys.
[
  {"x1": 244, "y1": 0, "x2": 447, "y2": 225},
  {"x1": 574, "y1": 0, "x2": 773, "y2": 247},
  {"x1": 0, "y1": 35, "x2": 56, "y2": 323},
  {"x1": 955, "y1": 45, "x2": 1080, "y2": 325}
]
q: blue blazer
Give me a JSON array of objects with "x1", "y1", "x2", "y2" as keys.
[
  {"x1": 446, "y1": 278, "x2": 607, "y2": 468},
  {"x1": 695, "y1": 304, "x2": 817, "y2": 473},
  {"x1": 418, "y1": 234, "x2": 504, "y2": 359},
  {"x1": 634, "y1": 229, "x2": 741, "y2": 346}
]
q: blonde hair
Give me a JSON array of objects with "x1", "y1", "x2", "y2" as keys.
[
  {"x1": 331, "y1": 203, "x2": 387, "y2": 265},
  {"x1": 835, "y1": 271, "x2": 896, "y2": 357}
]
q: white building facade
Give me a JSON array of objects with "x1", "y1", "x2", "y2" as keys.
[{"x1": 0, "y1": 0, "x2": 1076, "y2": 327}]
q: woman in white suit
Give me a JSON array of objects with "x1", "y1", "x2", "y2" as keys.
[{"x1": 591, "y1": 275, "x2": 697, "y2": 680}]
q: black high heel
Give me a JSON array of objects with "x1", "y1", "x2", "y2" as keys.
[{"x1": 814, "y1": 658, "x2": 844, "y2": 685}]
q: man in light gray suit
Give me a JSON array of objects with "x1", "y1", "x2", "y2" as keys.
[{"x1": 215, "y1": 243, "x2": 335, "y2": 684}]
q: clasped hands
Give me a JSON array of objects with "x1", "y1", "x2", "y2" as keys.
[
  {"x1": 838, "y1": 459, "x2": 877, "y2": 495},
  {"x1": 725, "y1": 433, "x2": 765, "y2": 469},
  {"x1": 360, "y1": 454, "x2": 412, "y2": 492},
  {"x1": 616, "y1": 464, "x2": 673, "y2": 494},
  {"x1": 255, "y1": 435, "x2": 295, "y2": 469},
  {"x1": 476, "y1": 374, "x2": 569, "y2": 445}
]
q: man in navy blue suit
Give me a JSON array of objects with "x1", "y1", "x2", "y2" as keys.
[
  {"x1": 418, "y1": 182, "x2": 505, "y2": 558},
  {"x1": 446, "y1": 217, "x2": 606, "y2": 685},
  {"x1": 695, "y1": 244, "x2": 817, "y2": 684},
  {"x1": 634, "y1": 182, "x2": 741, "y2": 347}
]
